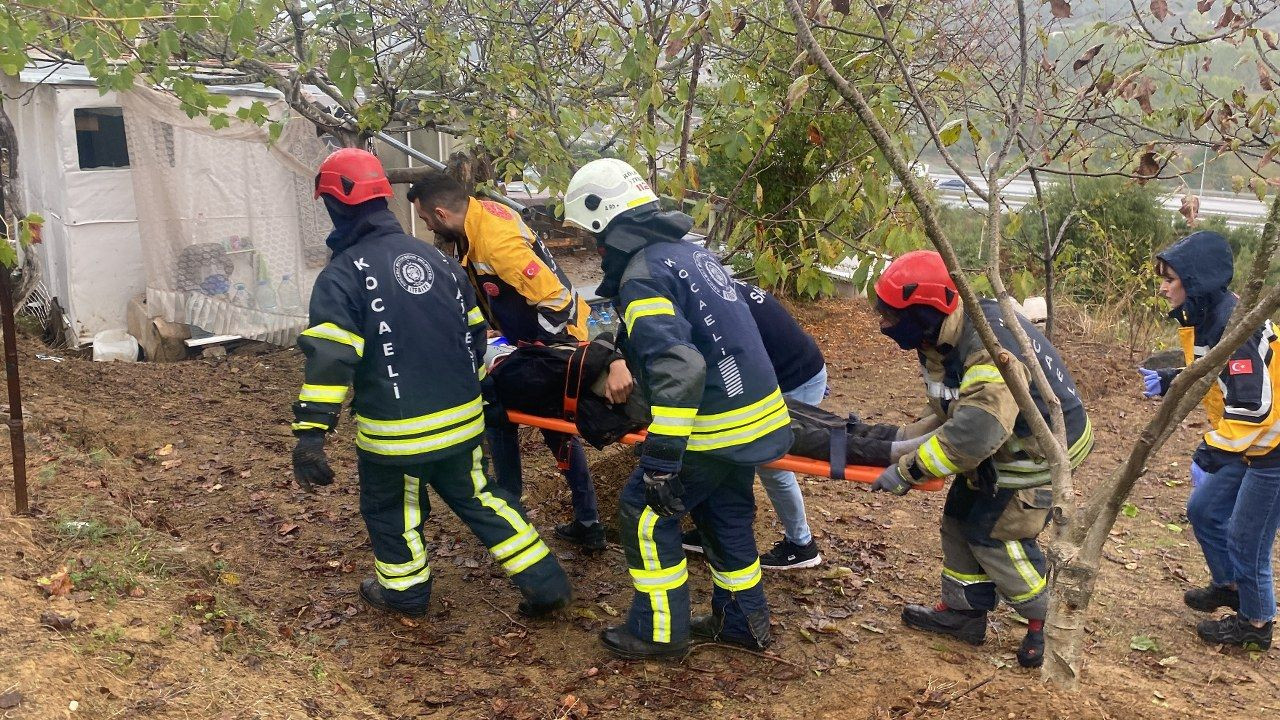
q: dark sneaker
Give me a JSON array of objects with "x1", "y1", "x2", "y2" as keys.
[
  {"x1": 554, "y1": 520, "x2": 607, "y2": 552},
  {"x1": 358, "y1": 578, "x2": 427, "y2": 618},
  {"x1": 1017, "y1": 629, "x2": 1044, "y2": 668},
  {"x1": 599, "y1": 625, "x2": 688, "y2": 660},
  {"x1": 1196, "y1": 614, "x2": 1273, "y2": 650},
  {"x1": 759, "y1": 537, "x2": 822, "y2": 570},
  {"x1": 681, "y1": 529, "x2": 704, "y2": 554},
  {"x1": 901, "y1": 603, "x2": 987, "y2": 645},
  {"x1": 690, "y1": 612, "x2": 773, "y2": 650},
  {"x1": 1184, "y1": 584, "x2": 1240, "y2": 612}
]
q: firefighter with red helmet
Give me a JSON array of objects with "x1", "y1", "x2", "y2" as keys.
[
  {"x1": 869, "y1": 250, "x2": 1094, "y2": 668},
  {"x1": 291, "y1": 148, "x2": 571, "y2": 619}
]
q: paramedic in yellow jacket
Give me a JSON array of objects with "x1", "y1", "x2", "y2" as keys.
[
  {"x1": 1141, "y1": 231, "x2": 1280, "y2": 650},
  {"x1": 409, "y1": 171, "x2": 630, "y2": 552}
]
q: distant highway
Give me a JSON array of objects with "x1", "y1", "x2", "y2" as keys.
[{"x1": 929, "y1": 173, "x2": 1267, "y2": 227}]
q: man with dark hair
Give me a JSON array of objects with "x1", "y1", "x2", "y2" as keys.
[{"x1": 408, "y1": 171, "x2": 627, "y2": 552}]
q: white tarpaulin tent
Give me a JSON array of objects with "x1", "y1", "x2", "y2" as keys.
[{"x1": 4, "y1": 62, "x2": 334, "y2": 346}]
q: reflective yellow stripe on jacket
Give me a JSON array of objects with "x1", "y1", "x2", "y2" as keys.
[
  {"x1": 301, "y1": 322, "x2": 365, "y2": 357},
  {"x1": 354, "y1": 396, "x2": 485, "y2": 457},
  {"x1": 685, "y1": 389, "x2": 790, "y2": 452}
]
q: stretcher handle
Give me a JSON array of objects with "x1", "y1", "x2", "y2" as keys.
[{"x1": 505, "y1": 410, "x2": 945, "y2": 492}]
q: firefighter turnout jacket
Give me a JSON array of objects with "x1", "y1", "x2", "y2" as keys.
[
  {"x1": 1155, "y1": 233, "x2": 1280, "y2": 469},
  {"x1": 292, "y1": 208, "x2": 489, "y2": 466},
  {"x1": 898, "y1": 299, "x2": 1094, "y2": 489},
  {"x1": 460, "y1": 197, "x2": 590, "y2": 344},
  {"x1": 616, "y1": 223, "x2": 792, "y2": 473}
]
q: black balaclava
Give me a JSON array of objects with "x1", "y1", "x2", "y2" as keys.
[
  {"x1": 876, "y1": 296, "x2": 949, "y2": 351},
  {"x1": 323, "y1": 195, "x2": 389, "y2": 254},
  {"x1": 1154, "y1": 230, "x2": 1234, "y2": 328}
]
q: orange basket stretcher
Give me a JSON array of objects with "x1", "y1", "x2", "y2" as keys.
[{"x1": 505, "y1": 410, "x2": 944, "y2": 492}]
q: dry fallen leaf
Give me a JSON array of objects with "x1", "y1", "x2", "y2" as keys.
[
  {"x1": 278, "y1": 523, "x2": 300, "y2": 536},
  {"x1": 38, "y1": 567, "x2": 74, "y2": 598},
  {"x1": 156, "y1": 444, "x2": 174, "y2": 456}
]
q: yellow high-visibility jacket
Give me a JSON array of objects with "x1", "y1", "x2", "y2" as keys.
[{"x1": 460, "y1": 198, "x2": 589, "y2": 344}]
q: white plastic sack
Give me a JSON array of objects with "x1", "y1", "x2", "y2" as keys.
[{"x1": 92, "y1": 329, "x2": 139, "y2": 362}]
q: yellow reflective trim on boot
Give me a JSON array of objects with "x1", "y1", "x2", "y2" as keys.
[
  {"x1": 299, "y1": 384, "x2": 348, "y2": 403},
  {"x1": 709, "y1": 559, "x2": 762, "y2": 592},
  {"x1": 502, "y1": 540, "x2": 550, "y2": 576},
  {"x1": 290, "y1": 421, "x2": 329, "y2": 432},
  {"x1": 1004, "y1": 541, "x2": 1046, "y2": 602}
]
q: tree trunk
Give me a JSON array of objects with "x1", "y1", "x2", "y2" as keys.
[{"x1": 0, "y1": 266, "x2": 27, "y2": 515}]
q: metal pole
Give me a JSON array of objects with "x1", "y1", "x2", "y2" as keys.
[
  {"x1": 0, "y1": 265, "x2": 28, "y2": 514},
  {"x1": 374, "y1": 132, "x2": 532, "y2": 219}
]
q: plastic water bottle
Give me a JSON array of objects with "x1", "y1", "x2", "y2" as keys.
[
  {"x1": 231, "y1": 282, "x2": 254, "y2": 308},
  {"x1": 598, "y1": 307, "x2": 613, "y2": 324},
  {"x1": 277, "y1": 274, "x2": 302, "y2": 314},
  {"x1": 255, "y1": 279, "x2": 278, "y2": 313}
]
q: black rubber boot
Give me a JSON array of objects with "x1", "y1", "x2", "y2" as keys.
[
  {"x1": 599, "y1": 625, "x2": 688, "y2": 660},
  {"x1": 690, "y1": 611, "x2": 773, "y2": 650},
  {"x1": 358, "y1": 577, "x2": 428, "y2": 618},
  {"x1": 1196, "y1": 614, "x2": 1273, "y2": 650},
  {"x1": 901, "y1": 603, "x2": 987, "y2": 645},
  {"x1": 554, "y1": 520, "x2": 607, "y2": 552},
  {"x1": 1017, "y1": 629, "x2": 1044, "y2": 668},
  {"x1": 1184, "y1": 585, "x2": 1240, "y2": 612}
]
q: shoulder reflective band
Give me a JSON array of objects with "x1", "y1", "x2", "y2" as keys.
[
  {"x1": 301, "y1": 323, "x2": 365, "y2": 357},
  {"x1": 623, "y1": 297, "x2": 675, "y2": 334}
]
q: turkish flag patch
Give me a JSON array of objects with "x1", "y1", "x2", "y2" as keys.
[
  {"x1": 1228, "y1": 359, "x2": 1253, "y2": 375},
  {"x1": 523, "y1": 260, "x2": 541, "y2": 278},
  {"x1": 482, "y1": 282, "x2": 500, "y2": 297}
]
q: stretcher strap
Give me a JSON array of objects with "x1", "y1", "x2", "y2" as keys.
[{"x1": 504, "y1": 410, "x2": 943, "y2": 492}]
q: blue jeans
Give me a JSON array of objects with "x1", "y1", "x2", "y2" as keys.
[
  {"x1": 1186, "y1": 457, "x2": 1280, "y2": 623},
  {"x1": 485, "y1": 420, "x2": 600, "y2": 525},
  {"x1": 757, "y1": 366, "x2": 827, "y2": 546}
]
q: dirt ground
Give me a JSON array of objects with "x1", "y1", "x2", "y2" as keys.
[{"x1": 2, "y1": 294, "x2": 1279, "y2": 720}]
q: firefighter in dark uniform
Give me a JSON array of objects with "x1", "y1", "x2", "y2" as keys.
[
  {"x1": 563, "y1": 158, "x2": 792, "y2": 659},
  {"x1": 868, "y1": 250, "x2": 1093, "y2": 668},
  {"x1": 290, "y1": 148, "x2": 571, "y2": 618},
  {"x1": 408, "y1": 171, "x2": 621, "y2": 552}
]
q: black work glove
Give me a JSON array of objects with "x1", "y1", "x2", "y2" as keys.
[
  {"x1": 643, "y1": 471, "x2": 685, "y2": 516},
  {"x1": 292, "y1": 431, "x2": 334, "y2": 492}
]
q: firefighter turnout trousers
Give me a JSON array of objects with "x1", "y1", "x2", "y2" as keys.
[
  {"x1": 357, "y1": 446, "x2": 571, "y2": 613},
  {"x1": 938, "y1": 479, "x2": 1051, "y2": 620},
  {"x1": 617, "y1": 453, "x2": 768, "y2": 646}
]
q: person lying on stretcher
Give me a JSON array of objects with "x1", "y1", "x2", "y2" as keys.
[{"x1": 484, "y1": 332, "x2": 937, "y2": 471}]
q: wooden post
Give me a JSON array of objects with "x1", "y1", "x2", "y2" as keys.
[{"x1": 0, "y1": 266, "x2": 28, "y2": 514}]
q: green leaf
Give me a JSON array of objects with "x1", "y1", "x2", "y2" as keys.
[
  {"x1": 1164, "y1": 523, "x2": 1183, "y2": 533},
  {"x1": 208, "y1": 114, "x2": 230, "y2": 130},
  {"x1": 938, "y1": 119, "x2": 964, "y2": 147},
  {"x1": 1121, "y1": 502, "x2": 1138, "y2": 518},
  {"x1": 268, "y1": 121, "x2": 284, "y2": 143},
  {"x1": 1130, "y1": 635, "x2": 1159, "y2": 652}
]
